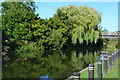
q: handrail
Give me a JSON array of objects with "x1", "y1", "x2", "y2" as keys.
[{"x1": 66, "y1": 49, "x2": 120, "y2": 80}]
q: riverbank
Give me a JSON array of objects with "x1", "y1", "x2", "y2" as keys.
[
  {"x1": 103, "y1": 59, "x2": 119, "y2": 78},
  {"x1": 80, "y1": 59, "x2": 119, "y2": 79}
]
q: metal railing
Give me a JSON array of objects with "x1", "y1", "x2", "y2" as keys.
[{"x1": 66, "y1": 49, "x2": 120, "y2": 80}]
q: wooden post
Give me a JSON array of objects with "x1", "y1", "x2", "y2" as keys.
[
  {"x1": 115, "y1": 51, "x2": 117, "y2": 59},
  {"x1": 116, "y1": 51, "x2": 118, "y2": 59},
  {"x1": 118, "y1": 50, "x2": 120, "y2": 58},
  {"x1": 104, "y1": 56, "x2": 108, "y2": 75},
  {"x1": 117, "y1": 50, "x2": 119, "y2": 59},
  {"x1": 108, "y1": 55, "x2": 112, "y2": 69},
  {"x1": 88, "y1": 64, "x2": 94, "y2": 80},
  {"x1": 111, "y1": 53, "x2": 114, "y2": 66},
  {"x1": 73, "y1": 72, "x2": 80, "y2": 80},
  {"x1": 114, "y1": 52, "x2": 116, "y2": 62},
  {"x1": 97, "y1": 60, "x2": 102, "y2": 80},
  {"x1": 116, "y1": 52, "x2": 117, "y2": 61}
]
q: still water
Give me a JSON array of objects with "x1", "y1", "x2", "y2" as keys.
[
  {"x1": 2, "y1": 38, "x2": 118, "y2": 79},
  {"x1": 2, "y1": 48, "x2": 100, "y2": 79}
]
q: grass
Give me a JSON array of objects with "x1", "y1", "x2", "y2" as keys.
[
  {"x1": 103, "y1": 59, "x2": 119, "y2": 78},
  {"x1": 80, "y1": 68, "x2": 88, "y2": 78},
  {"x1": 80, "y1": 63, "x2": 98, "y2": 78},
  {"x1": 80, "y1": 59, "x2": 119, "y2": 79}
]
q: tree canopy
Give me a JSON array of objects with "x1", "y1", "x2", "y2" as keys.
[
  {"x1": 2, "y1": 2, "x2": 39, "y2": 42},
  {"x1": 54, "y1": 5, "x2": 102, "y2": 44},
  {"x1": 1, "y1": 2, "x2": 102, "y2": 59}
]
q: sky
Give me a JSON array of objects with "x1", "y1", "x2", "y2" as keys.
[
  {"x1": 35, "y1": 2, "x2": 118, "y2": 32},
  {"x1": 1, "y1": 0, "x2": 119, "y2": 2}
]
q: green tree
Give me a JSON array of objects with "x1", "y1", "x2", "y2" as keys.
[
  {"x1": 46, "y1": 17, "x2": 68, "y2": 49},
  {"x1": 1, "y1": 2, "x2": 39, "y2": 45},
  {"x1": 54, "y1": 5, "x2": 102, "y2": 44},
  {"x1": 15, "y1": 41, "x2": 44, "y2": 61},
  {"x1": 1, "y1": 2, "x2": 42, "y2": 59}
]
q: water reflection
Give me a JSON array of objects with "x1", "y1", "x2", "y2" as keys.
[
  {"x1": 3, "y1": 50, "x2": 99, "y2": 79},
  {"x1": 39, "y1": 75, "x2": 53, "y2": 80}
]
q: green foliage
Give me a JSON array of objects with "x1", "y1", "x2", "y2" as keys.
[
  {"x1": 70, "y1": 51, "x2": 78, "y2": 68},
  {"x1": 116, "y1": 43, "x2": 120, "y2": 49},
  {"x1": 101, "y1": 39, "x2": 118, "y2": 54},
  {"x1": 54, "y1": 5, "x2": 102, "y2": 44},
  {"x1": 13, "y1": 22, "x2": 32, "y2": 40},
  {"x1": 93, "y1": 51, "x2": 99, "y2": 62},
  {"x1": 3, "y1": 60, "x2": 48, "y2": 78},
  {"x1": 115, "y1": 38, "x2": 120, "y2": 49},
  {"x1": 48, "y1": 30, "x2": 66, "y2": 49},
  {"x1": 106, "y1": 40, "x2": 117, "y2": 53},
  {"x1": 2, "y1": 2, "x2": 39, "y2": 40},
  {"x1": 16, "y1": 42, "x2": 44, "y2": 61},
  {"x1": 1, "y1": 2, "x2": 40, "y2": 59},
  {"x1": 72, "y1": 27, "x2": 84, "y2": 44},
  {"x1": 2, "y1": 2, "x2": 106, "y2": 78},
  {"x1": 31, "y1": 20, "x2": 50, "y2": 39},
  {"x1": 31, "y1": 19, "x2": 67, "y2": 49},
  {"x1": 46, "y1": 17, "x2": 69, "y2": 49},
  {"x1": 47, "y1": 53, "x2": 62, "y2": 68},
  {"x1": 84, "y1": 51, "x2": 93, "y2": 64},
  {"x1": 2, "y1": 2, "x2": 103, "y2": 61},
  {"x1": 70, "y1": 51, "x2": 84, "y2": 71}
]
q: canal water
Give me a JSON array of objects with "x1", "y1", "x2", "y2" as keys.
[
  {"x1": 2, "y1": 48, "x2": 100, "y2": 79},
  {"x1": 2, "y1": 37, "x2": 118, "y2": 79}
]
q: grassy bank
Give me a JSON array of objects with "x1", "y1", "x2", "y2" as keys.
[
  {"x1": 103, "y1": 59, "x2": 118, "y2": 78},
  {"x1": 80, "y1": 59, "x2": 119, "y2": 79}
]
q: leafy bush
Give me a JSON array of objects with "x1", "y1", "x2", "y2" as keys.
[{"x1": 16, "y1": 42, "x2": 44, "y2": 61}]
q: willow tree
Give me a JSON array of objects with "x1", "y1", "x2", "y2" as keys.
[{"x1": 54, "y1": 5, "x2": 102, "y2": 44}]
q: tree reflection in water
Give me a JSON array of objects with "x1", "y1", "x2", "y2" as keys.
[{"x1": 2, "y1": 50, "x2": 99, "y2": 79}]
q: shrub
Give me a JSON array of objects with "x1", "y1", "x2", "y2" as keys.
[{"x1": 16, "y1": 42, "x2": 44, "y2": 61}]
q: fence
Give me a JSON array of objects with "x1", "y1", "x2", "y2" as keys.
[{"x1": 66, "y1": 49, "x2": 120, "y2": 80}]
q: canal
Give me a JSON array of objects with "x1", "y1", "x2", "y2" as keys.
[{"x1": 2, "y1": 39, "x2": 118, "y2": 79}]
